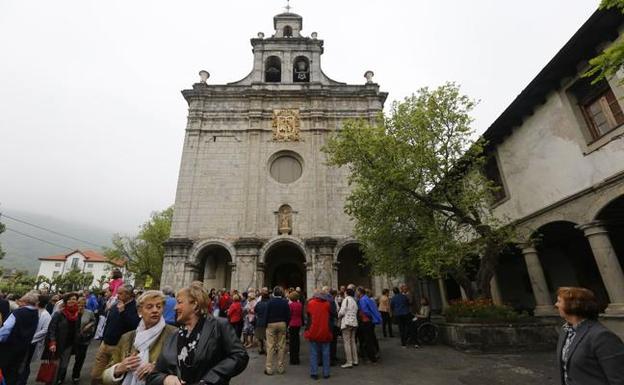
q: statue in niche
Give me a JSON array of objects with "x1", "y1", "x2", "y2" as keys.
[
  {"x1": 278, "y1": 205, "x2": 293, "y2": 235},
  {"x1": 272, "y1": 109, "x2": 300, "y2": 141}
]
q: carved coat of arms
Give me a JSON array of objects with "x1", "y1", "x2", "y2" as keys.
[{"x1": 272, "y1": 109, "x2": 300, "y2": 141}]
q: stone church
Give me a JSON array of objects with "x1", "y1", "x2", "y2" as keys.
[{"x1": 161, "y1": 11, "x2": 390, "y2": 294}]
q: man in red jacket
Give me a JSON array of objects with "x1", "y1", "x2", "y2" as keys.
[{"x1": 304, "y1": 291, "x2": 336, "y2": 380}]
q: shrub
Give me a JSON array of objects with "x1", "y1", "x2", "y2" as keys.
[{"x1": 444, "y1": 299, "x2": 529, "y2": 323}]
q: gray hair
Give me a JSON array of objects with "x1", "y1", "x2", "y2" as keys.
[
  {"x1": 118, "y1": 284, "x2": 135, "y2": 297},
  {"x1": 137, "y1": 290, "x2": 166, "y2": 307},
  {"x1": 20, "y1": 291, "x2": 39, "y2": 306},
  {"x1": 161, "y1": 285, "x2": 174, "y2": 296}
]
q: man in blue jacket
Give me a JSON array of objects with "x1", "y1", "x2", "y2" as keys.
[
  {"x1": 357, "y1": 287, "x2": 381, "y2": 362},
  {"x1": 390, "y1": 286, "x2": 412, "y2": 347}
]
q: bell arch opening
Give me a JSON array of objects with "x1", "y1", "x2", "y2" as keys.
[{"x1": 265, "y1": 56, "x2": 282, "y2": 83}]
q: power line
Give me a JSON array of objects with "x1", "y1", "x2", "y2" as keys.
[
  {"x1": 0, "y1": 213, "x2": 107, "y2": 249},
  {"x1": 4, "y1": 227, "x2": 75, "y2": 251}
]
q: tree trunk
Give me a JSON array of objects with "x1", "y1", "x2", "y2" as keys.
[
  {"x1": 451, "y1": 270, "x2": 475, "y2": 300},
  {"x1": 474, "y1": 240, "x2": 499, "y2": 299}
]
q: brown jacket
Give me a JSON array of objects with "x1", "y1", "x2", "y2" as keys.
[{"x1": 102, "y1": 324, "x2": 177, "y2": 385}]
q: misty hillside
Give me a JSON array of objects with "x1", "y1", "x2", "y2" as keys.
[{"x1": 0, "y1": 209, "x2": 117, "y2": 274}]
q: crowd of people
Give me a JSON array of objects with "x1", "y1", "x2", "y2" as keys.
[
  {"x1": 0, "y1": 271, "x2": 428, "y2": 384},
  {"x1": 2, "y1": 270, "x2": 621, "y2": 385}
]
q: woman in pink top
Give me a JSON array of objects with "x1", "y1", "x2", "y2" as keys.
[
  {"x1": 288, "y1": 291, "x2": 303, "y2": 365},
  {"x1": 108, "y1": 269, "x2": 124, "y2": 296}
]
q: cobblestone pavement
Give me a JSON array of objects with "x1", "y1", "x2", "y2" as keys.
[{"x1": 27, "y1": 336, "x2": 560, "y2": 385}]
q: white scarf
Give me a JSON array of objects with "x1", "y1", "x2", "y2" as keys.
[{"x1": 122, "y1": 317, "x2": 166, "y2": 385}]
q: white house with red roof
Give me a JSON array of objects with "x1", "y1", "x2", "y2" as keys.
[{"x1": 37, "y1": 249, "x2": 125, "y2": 288}]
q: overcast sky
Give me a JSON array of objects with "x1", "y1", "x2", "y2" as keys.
[{"x1": 0, "y1": 0, "x2": 598, "y2": 234}]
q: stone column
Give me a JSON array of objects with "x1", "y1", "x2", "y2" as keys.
[
  {"x1": 161, "y1": 238, "x2": 193, "y2": 291},
  {"x1": 234, "y1": 238, "x2": 264, "y2": 291},
  {"x1": 490, "y1": 275, "x2": 503, "y2": 305},
  {"x1": 459, "y1": 286, "x2": 468, "y2": 300},
  {"x1": 578, "y1": 221, "x2": 624, "y2": 314},
  {"x1": 521, "y1": 244, "x2": 556, "y2": 316},
  {"x1": 437, "y1": 278, "x2": 449, "y2": 310},
  {"x1": 305, "y1": 237, "x2": 338, "y2": 290}
]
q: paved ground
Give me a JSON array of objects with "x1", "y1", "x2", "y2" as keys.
[{"x1": 26, "y1": 336, "x2": 560, "y2": 385}]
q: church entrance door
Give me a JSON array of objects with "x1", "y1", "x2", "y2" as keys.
[{"x1": 264, "y1": 242, "x2": 306, "y2": 291}]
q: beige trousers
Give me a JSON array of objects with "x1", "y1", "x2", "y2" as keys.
[
  {"x1": 90, "y1": 342, "x2": 116, "y2": 385},
  {"x1": 265, "y1": 321, "x2": 287, "y2": 373},
  {"x1": 342, "y1": 326, "x2": 359, "y2": 365}
]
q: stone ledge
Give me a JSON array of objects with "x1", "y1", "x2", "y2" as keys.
[{"x1": 437, "y1": 320, "x2": 560, "y2": 353}]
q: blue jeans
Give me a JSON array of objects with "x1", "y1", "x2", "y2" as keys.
[{"x1": 309, "y1": 341, "x2": 330, "y2": 377}]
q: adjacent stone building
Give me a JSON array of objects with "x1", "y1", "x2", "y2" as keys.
[
  {"x1": 161, "y1": 12, "x2": 390, "y2": 294},
  {"x1": 429, "y1": 8, "x2": 624, "y2": 336}
]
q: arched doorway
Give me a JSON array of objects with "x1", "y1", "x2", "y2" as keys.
[
  {"x1": 197, "y1": 245, "x2": 232, "y2": 290},
  {"x1": 264, "y1": 242, "x2": 306, "y2": 290},
  {"x1": 534, "y1": 221, "x2": 609, "y2": 311},
  {"x1": 496, "y1": 244, "x2": 535, "y2": 314},
  {"x1": 595, "y1": 194, "x2": 624, "y2": 270},
  {"x1": 337, "y1": 243, "x2": 372, "y2": 289}
]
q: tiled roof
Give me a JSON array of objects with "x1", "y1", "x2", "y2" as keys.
[{"x1": 39, "y1": 249, "x2": 125, "y2": 267}]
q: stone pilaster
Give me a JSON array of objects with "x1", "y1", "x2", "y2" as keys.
[
  {"x1": 229, "y1": 262, "x2": 238, "y2": 291},
  {"x1": 305, "y1": 262, "x2": 314, "y2": 296},
  {"x1": 577, "y1": 221, "x2": 624, "y2": 315},
  {"x1": 305, "y1": 237, "x2": 338, "y2": 290},
  {"x1": 161, "y1": 238, "x2": 194, "y2": 291},
  {"x1": 234, "y1": 237, "x2": 264, "y2": 291},
  {"x1": 438, "y1": 278, "x2": 449, "y2": 310},
  {"x1": 490, "y1": 275, "x2": 503, "y2": 305},
  {"x1": 521, "y1": 244, "x2": 556, "y2": 316}
]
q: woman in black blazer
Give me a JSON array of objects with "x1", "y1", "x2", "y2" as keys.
[
  {"x1": 555, "y1": 287, "x2": 624, "y2": 385},
  {"x1": 146, "y1": 283, "x2": 249, "y2": 385}
]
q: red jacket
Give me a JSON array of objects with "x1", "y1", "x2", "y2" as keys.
[
  {"x1": 228, "y1": 301, "x2": 242, "y2": 323},
  {"x1": 289, "y1": 300, "x2": 303, "y2": 328},
  {"x1": 219, "y1": 293, "x2": 232, "y2": 312},
  {"x1": 303, "y1": 297, "x2": 333, "y2": 342}
]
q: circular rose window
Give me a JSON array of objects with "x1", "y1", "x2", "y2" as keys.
[{"x1": 270, "y1": 154, "x2": 303, "y2": 184}]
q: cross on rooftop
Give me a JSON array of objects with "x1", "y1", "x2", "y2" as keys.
[{"x1": 285, "y1": 0, "x2": 291, "y2": 13}]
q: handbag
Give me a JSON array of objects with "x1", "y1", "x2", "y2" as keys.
[{"x1": 36, "y1": 359, "x2": 58, "y2": 384}]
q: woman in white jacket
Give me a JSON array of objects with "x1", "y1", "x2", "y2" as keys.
[{"x1": 337, "y1": 287, "x2": 359, "y2": 368}]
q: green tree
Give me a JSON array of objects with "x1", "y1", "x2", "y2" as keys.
[
  {"x1": 584, "y1": 1, "x2": 624, "y2": 83},
  {"x1": 105, "y1": 207, "x2": 173, "y2": 288},
  {"x1": 52, "y1": 269, "x2": 94, "y2": 292},
  {"x1": 323, "y1": 83, "x2": 513, "y2": 299},
  {"x1": 35, "y1": 275, "x2": 51, "y2": 290},
  {"x1": 0, "y1": 271, "x2": 37, "y2": 297}
]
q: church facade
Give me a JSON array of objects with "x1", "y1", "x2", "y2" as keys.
[{"x1": 161, "y1": 12, "x2": 390, "y2": 294}]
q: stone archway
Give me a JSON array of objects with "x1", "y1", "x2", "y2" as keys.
[
  {"x1": 595, "y1": 194, "x2": 624, "y2": 271},
  {"x1": 197, "y1": 245, "x2": 233, "y2": 291},
  {"x1": 495, "y1": 244, "x2": 536, "y2": 314},
  {"x1": 533, "y1": 221, "x2": 609, "y2": 311},
  {"x1": 336, "y1": 242, "x2": 372, "y2": 289},
  {"x1": 264, "y1": 241, "x2": 307, "y2": 291}
]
